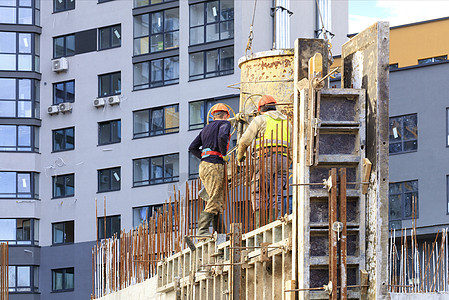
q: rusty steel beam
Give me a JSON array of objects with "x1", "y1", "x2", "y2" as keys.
[
  {"x1": 329, "y1": 168, "x2": 338, "y2": 300},
  {"x1": 339, "y1": 168, "x2": 347, "y2": 300}
]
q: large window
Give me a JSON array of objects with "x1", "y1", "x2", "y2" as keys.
[
  {"x1": 52, "y1": 221, "x2": 74, "y2": 245},
  {"x1": 53, "y1": 127, "x2": 74, "y2": 152},
  {"x1": 0, "y1": 32, "x2": 39, "y2": 71},
  {"x1": 53, "y1": 80, "x2": 74, "y2": 104},
  {"x1": 0, "y1": 219, "x2": 39, "y2": 245},
  {"x1": 98, "y1": 167, "x2": 121, "y2": 193},
  {"x1": 52, "y1": 174, "x2": 74, "y2": 198},
  {"x1": 132, "y1": 205, "x2": 163, "y2": 227},
  {"x1": 54, "y1": 0, "x2": 74, "y2": 13},
  {"x1": 189, "y1": 99, "x2": 215, "y2": 130},
  {"x1": 0, "y1": 0, "x2": 40, "y2": 25},
  {"x1": 389, "y1": 113, "x2": 418, "y2": 154},
  {"x1": 389, "y1": 180, "x2": 418, "y2": 229},
  {"x1": 98, "y1": 119, "x2": 121, "y2": 145},
  {"x1": 99, "y1": 24, "x2": 121, "y2": 51},
  {"x1": 0, "y1": 172, "x2": 39, "y2": 199},
  {"x1": 9, "y1": 265, "x2": 38, "y2": 293},
  {"x1": 98, "y1": 72, "x2": 121, "y2": 97},
  {"x1": 133, "y1": 153, "x2": 179, "y2": 186},
  {"x1": 52, "y1": 268, "x2": 74, "y2": 292},
  {"x1": 134, "y1": 0, "x2": 176, "y2": 8},
  {"x1": 97, "y1": 215, "x2": 120, "y2": 239},
  {"x1": 133, "y1": 56, "x2": 179, "y2": 90},
  {"x1": 133, "y1": 8, "x2": 179, "y2": 55},
  {"x1": 189, "y1": 0, "x2": 234, "y2": 45},
  {"x1": 53, "y1": 34, "x2": 75, "y2": 59},
  {"x1": 133, "y1": 104, "x2": 179, "y2": 138},
  {"x1": 189, "y1": 152, "x2": 200, "y2": 179},
  {"x1": 0, "y1": 78, "x2": 40, "y2": 118},
  {"x1": 0, "y1": 125, "x2": 39, "y2": 152},
  {"x1": 418, "y1": 55, "x2": 447, "y2": 65},
  {"x1": 189, "y1": 46, "x2": 233, "y2": 80}
]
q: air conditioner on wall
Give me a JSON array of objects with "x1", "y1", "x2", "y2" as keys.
[
  {"x1": 107, "y1": 96, "x2": 120, "y2": 105},
  {"x1": 58, "y1": 102, "x2": 72, "y2": 113},
  {"x1": 47, "y1": 105, "x2": 59, "y2": 115},
  {"x1": 93, "y1": 98, "x2": 106, "y2": 108},
  {"x1": 51, "y1": 57, "x2": 69, "y2": 72}
]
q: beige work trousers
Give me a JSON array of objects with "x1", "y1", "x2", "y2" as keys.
[{"x1": 199, "y1": 161, "x2": 225, "y2": 215}]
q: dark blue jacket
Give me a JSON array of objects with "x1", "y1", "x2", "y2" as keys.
[{"x1": 189, "y1": 120, "x2": 231, "y2": 164}]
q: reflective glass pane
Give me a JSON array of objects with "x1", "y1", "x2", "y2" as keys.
[
  {"x1": 99, "y1": 75, "x2": 110, "y2": 96},
  {"x1": 389, "y1": 195, "x2": 401, "y2": 220},
  {"x1": 111, "y1": 26, "x2": 121, "y2": 47},
  {"x1": 220, "y1": 0, "x2": 233, "y2": 21},
  {"x1": 205, "y1": 23, "x2": 219, "y2": 42},
  {"x1": 220, "y1": 46, "x2": 234, "y2": 71},
  {"x1": 206, "y1": 49, "x2": 218, "y2": 73},
  {"x1": 0, "y1": 219, "x2": 16, "y2": 240},
  {"x1": 189, "y1": 152, "x2": 200, "y2": 176},
  {"x1": 18, "y1": 8, "x2": 32, "y2": 24},
  {"x1": 0, "y1": 101, "x2": 15, "y2": 117},
  {"x1": 389, "y1": 117, "x2": 402, "y2": 142},
  {"x1": 18, "y1": 55, "x2": 32, "y2": 71},
  {"x1": 164, "y1": 31, "x2": 178, "y2": 50},
  {"x1": 111, "y1": 120, "x2": 120, "y2": 142},
  {"x1": 54, "y1": 82, "x2": 64, "y2": 104},
  {"x1": 0, "y1": 32, "x2": 16, "y2": 53},
  {"x1": 165, "y1": 8, "x2": 179, "y2": 31},
  {"x1": 151, "y1": 157, "x2": 163, "y2": 181},
  {"x1": 152, "y1": 11, "x2": 163, "y2": 34},
  {"x1": 134, "y1": 0, "x2": 148, "y2": 7},
  {"x1": 0, "y1": 54, "x2": 16, "y2": 70},
  {"x1": 66, "y1": 127, "x2": 74, "y2": 149},
  {"x1": 133, "y1": 110, "x2": 149, "y2": 137},
  {"x1": 66, "y1": 35, "x2": 75, "y2": 56},
  {"x1": 99, "y1": 27, "x2": 110, "y2": 50},
  {"x1": 17, "y1": 126, "x2": 31, "y2": 147},
  {"x1": 134, "y1": 14, "x2": 149, "y2": 37},
  {"x1": 18, "y1": 79, "x2": 31, "y2": 99},
  {"x1": 98, "y1": 169, "x2": 110, "y2": 192},
  {"x1": 134, "y1": 36, "x2": 148, "y2": 55},
  {"x1": 189, "y1": 27, "x2": 203, "y2": 45},
  {"x1": 133, "y1": 62, "x2": 149, "y2": 89},
  {"x1": 54, "y1": 36, "x2": 64, "y2": 58},
  {"x1": 164, "y1": 56, "x2": 178, "y2": 82},
  {"x1": 403, "y1": 114, "x2": 417, "y2": 141},
  {"x1": 150, "y1": 108, "x2": 164, "y2": 134},
  {"x1": 99, "y1": 122, "x2": 110, "y2": 144},
  {"x1": 0, "y1": 7, "x2": 16, "y2": 23},
  {"x1": 67, "y1": 0, "x2": 74, "y2": 10},
  {"x1": 1, "y1": 0, "x2": 16, "y2": 6},
  {"x1": 164, "y1": 154, "x2": 179, "y2": 179},
  {"x1": 133, "y1": 158, "x2": 149, "y2": 185},
  {"x1": 16, "y1": 219, "x2": 30, "y2": 241},
  {"x1": 111, "y1": 168, "x2": 120, "y2": 191},
  {"x1": 20, "y1": 0, "x2": 32, "y2": 6},
  {"x1": 65, "y1": 174, "x2": 74, "y2": 196},
  {"x1": 150, "y1": 59, "x2": 163, "y2": 82},
  {"x1": 220, "y1": 21, "x2": 233, "y2": 39},
  {"x1": 65, "y1": 269, "x2": 74, "y2": 289},
  {"x1": 189, "y1": 52, "x2": 204, "y2": 77},
  {"x1": 165, "y1": 105, "x2": 179, "y2": 132},
  {"x1": 0, "y1": 78, "x2": 16, "y2": 99},
  {"x1": 66, "y1": 81, "x2": 74, "y2": 102},
  {"x1": 150, "y1": 34, "x2": 163, "y2": 52},
  {"x1": 53, "y1": 223, "x2": 64, "y2": 244},
  {"x1": 0, "y1": 125, "x2": 16, "y2": 147},
  {"x1": 190, "y1": 3, "x2": 204, "y2": 26},
  {"x1": 17, "y1": 266, "x2": 30, "y2": 286},
  {"x1": 53, "y1": 176, "x2": 65, "y2": 197},
  {"x1": 110, "y1": 216, "x2": 120, "y2": 237},
  {"x1": 206, "y1": 1, "x2": 219, "y2": 23},
  {"x1": 9, "y1": 266, "x2": 15, "y2": 287},
  {"x1": 53, "y1": 270, "x2": 63, "y2": 290},
  {"x1": 17, "y1": 173, "x2": 30, "y2": 193},
  {"x1": 65, "y1": 221, "x2": 74, "y2": 243},
  {"x1": 112, "y1": 73, "x2": 120, "y2": 94},
  {"x1": 189, "y1": 101, "x2": 205, "y2": 128}
]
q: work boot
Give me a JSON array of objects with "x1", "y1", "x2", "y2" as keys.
[
  {"x1": 198, "y1": 211, "x2": 214, "y2": 236},
  {"x1": 212, "y1": 213, "x2": 221, "y2": 233}
]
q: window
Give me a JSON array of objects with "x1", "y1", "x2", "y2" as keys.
[
  {"x1": 189, "y1": 99, "x2": 216, "y2": 130},
  {"x1": 53, "y1": 80, "x2": 74, "y2": 104},
  {"x1": 189, "y1": 0, "x2": 234, "y2": 45},
  {"x1": 389, "y1": 180, "x2": 418, "y2": 229},
  {"x1": 98, "y1": 72, "x2": 121, "y2": 97},
  {"x1": 389, "y1": 63, "x2": 398, "y2": 71},
  {"x1": 97, "y1": 215, "x2": 120, "y2": 239},
  {"x1": 54, "y1": 0, "x2": 74, "y2": 13},
  {"x1": 189, "y1": 151, "x2": 200, "y2": 179},
  {"x1": 99, "y1": 24, "x2": 121, "y2": 50},
  {"x1": 52, "y1": 174, "x2": 74, "y2": 198},
  {"x1": 53, "y1": 34, "x2": 75, "y2": 59},
  {"x1": 189, "y1": 46, "x2": 234, "y2": 80},
  {"x1": 98, "y1": 119, "x2": 121, "y2": 145},
  {"x1": 0, "y1": 78, "x2": 40, "y2": 118},
  {"x1": 9, "y1": 265, "x2": 38, "y2": 293},
  {"x1": 133, "y1": 153, "x2": 179, "y2": 186},
  {"x1": 0, "y1": 219, "x2": 39, "y2": 245},
  {"x1": 132, "y1": 205, "x2": 163, "y2": 227},
  {"x1": 133, "y1": 56, "x2": 179, "y2": 90},
  {"x1": 389, "y1": 113, "x2": 417, "y2": 154},
  {"x1": 53, "y1": 127, "x2": 74, "y2": 152},
  {"x1": 418, "y1": 55, "x2": 447, "y2": 65},
  {"x1": 134, "y1": 0, "x2": 176, "y2": 8},
  {"x1": 133, "y1": 8, "x2": 179, "y2": 55},
  {"x1": 133, "y1": 104, "x2": 179, "y2": 138},
  {"x1": 0, "y1": 0, "x2": 40, "y2": 25},
  {"x1": 0, "y1": 32, "x2": 39, "y2": 71},
  {"x1": 52, "y1": 221, "x2": 74, "y2": 245},
  {"x1": 0, "y1": 125, "x2": 39, "y2": 152},
  {"x1": 0, "y1": 172, "x2": 39, "y2": 199},
  {"x1": 52, "y1": 268, "x2": 74, "y2": 292},
  {"x1": 98, "y1": 167, "x2": 120, "y2": 192}
]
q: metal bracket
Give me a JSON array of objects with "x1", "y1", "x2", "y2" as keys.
[
  {"x1": 259, "y1": 242, "x2": 271, "y2": 262},
  {"x1": 324, "y1": 281, "x2": 333, "y2": 295},
  {"x1": 332, "y1": 221, "x2": 343, "y2": 241}
]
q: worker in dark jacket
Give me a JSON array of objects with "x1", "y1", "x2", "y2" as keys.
[{"x1": 189, "y1": 103, "x2": 231, "y2": 236}]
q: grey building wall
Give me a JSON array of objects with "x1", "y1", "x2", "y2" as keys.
[
  {"x1": 389, "y1": 61, "x2": 449, "y2": 234},
  {"x1": 1, "y1": 0, "x2": 348, "y2": 298}
]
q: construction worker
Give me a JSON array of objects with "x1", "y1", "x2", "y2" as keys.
[
  {"x1": 189, "y1": 103, "x2": 231, "y2": 236},
  {"x1": 237, "y1": 95, "x2": 290, "y2": 226}
]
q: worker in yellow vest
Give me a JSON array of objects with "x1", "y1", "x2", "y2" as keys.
[{"x1": 237, "y1": 95, "x2": 291, "y2": 227}]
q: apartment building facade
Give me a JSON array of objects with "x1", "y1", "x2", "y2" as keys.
[{"x1": 0, "y1": 0, "x2": 348, "y2": 299}]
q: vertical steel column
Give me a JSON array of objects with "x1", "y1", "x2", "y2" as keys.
[
  {"x1": 329, "y1": 168, "x2": 338, "y2": 300},
  {"x1": 339, "y1": 168, "x2": 347, "y2": 300}
]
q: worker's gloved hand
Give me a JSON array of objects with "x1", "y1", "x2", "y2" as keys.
[
  {"x1": 222, "y1": 155, "x2": 230, "y2": 163},
  {"x1": 237, "y1": 151, "x2": 246, "y2": 163}
]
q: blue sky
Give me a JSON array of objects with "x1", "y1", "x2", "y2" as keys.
[{"x1": 349, "y1": 0, "x2": 449, "y2": 33}]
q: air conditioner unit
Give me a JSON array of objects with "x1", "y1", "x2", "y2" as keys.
[
  {"x1": 51, "y1": 57, "x2": 69, "y2": 72},
  {"x1": 47, "y1": 105, "x2": 59, "y2": 115},
  {"x1": 93, "y1": 97, "x2": 106, "y2": 108},
  {"x1": 58, "y1": 102, "x2": 72, "y2": 113},
  {"x1": 107, "y1": 96, "x2": 120, "y2": 105}
]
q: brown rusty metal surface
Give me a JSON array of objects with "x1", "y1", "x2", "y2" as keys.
[
  {"x1": 320, "y1": 97, "x2": 357, "y2": 122},
  {"x1": 319, "y1": 134, "x2": 356, "y2": 155},
  {"x1": 340, "y1": 168, "x2": 348, "y2": 300},
  {"x1": 329, "y1": 168, "x2": 338, "y2": 300}
]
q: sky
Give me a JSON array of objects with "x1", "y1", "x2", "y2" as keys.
[{"x1": 349, "y1": 0, "x2": 449, "y2": 33}]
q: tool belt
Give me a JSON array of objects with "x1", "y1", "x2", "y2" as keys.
[{"x1": 201, "y1": 148, "x2": 223, "y2": 158}]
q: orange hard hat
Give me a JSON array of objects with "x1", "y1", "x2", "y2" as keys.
[
  {"x1": 257, "y1": 95, "x2": 277, "y2": 111},
  {"x1": 211, "y1": 103, "x2": 230, "y2": 117}
]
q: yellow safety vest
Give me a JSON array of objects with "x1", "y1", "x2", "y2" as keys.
[{"x1": 255, "y1": 116, "x2": 290, "y2": 155}]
